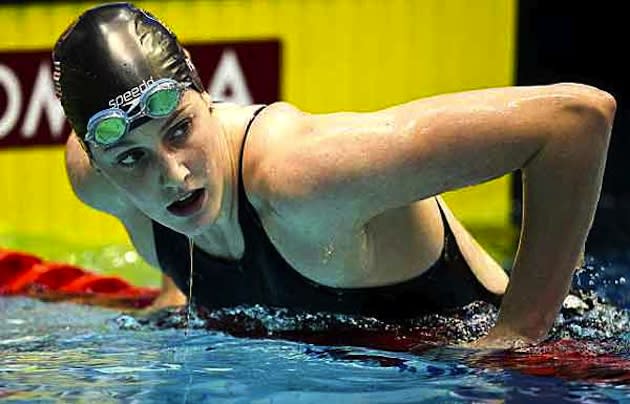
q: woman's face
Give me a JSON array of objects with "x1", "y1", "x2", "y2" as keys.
[{"x1": 91, "y1": 90, "x2": 226, "y2": 236}]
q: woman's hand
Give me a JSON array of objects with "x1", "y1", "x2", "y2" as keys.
[
  {"x1": 463, "y1": 328, "x2": 538, "y2": 350},
  {"x1": 131, "y1": 275, "x2": 187, "y2": 315}
]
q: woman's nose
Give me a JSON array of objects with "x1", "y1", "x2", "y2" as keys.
[{"x1": 158, "y1": 151, "x2": 190, "y2": 189}]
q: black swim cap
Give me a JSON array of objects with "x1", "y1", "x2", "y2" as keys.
[{"x1": 53, "y1": 2, "x2": 204, "y2": 140}]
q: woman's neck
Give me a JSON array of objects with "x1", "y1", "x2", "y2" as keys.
[{"x1": 192, "y1": 103, "x2": 262, "y2": 260}]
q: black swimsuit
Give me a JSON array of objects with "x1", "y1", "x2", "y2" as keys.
[{"x1": 152, "y1": 107, "x2": 502, "y2": 320}]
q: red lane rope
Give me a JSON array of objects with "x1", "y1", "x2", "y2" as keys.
[{"x1": 0, "y1": 249, "x2": 159, "y2": 309}]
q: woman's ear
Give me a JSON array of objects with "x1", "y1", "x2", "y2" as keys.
[{"x1": 201, "y1": 91, "x2": 213, "y2": 109}]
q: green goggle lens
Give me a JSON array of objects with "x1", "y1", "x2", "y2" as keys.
[
  {"x1": 86, "y1": 79, "x2": 190, "y2": 147},
  {"x1": 146, "y1": 88, "x2": 180, "y2": 117},
  {"x1": 94, "y1": 117, "x2": 127, "y2": 145}
]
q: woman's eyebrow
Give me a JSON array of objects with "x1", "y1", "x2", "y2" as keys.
[
  {"x1": 103, "y1": 139, "x2": 134, "y2": 152},
  {"x1": 159, "y1": 104, "x2": 189, "y2": 133}
]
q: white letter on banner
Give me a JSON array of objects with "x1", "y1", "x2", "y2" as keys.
[
  {"x1": 209, "y1": 50, "x2": 253, "y2": 105},
  {"x1": 21, "y1": 62, "x2": 66, "y2": 139},
  {"x1": 0, "y1": 64, "x2": 22, "y2": 139}
]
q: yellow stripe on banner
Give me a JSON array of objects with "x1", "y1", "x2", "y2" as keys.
[{"x1": 0, "y1": 0, "x2": 516, "y2": 248}]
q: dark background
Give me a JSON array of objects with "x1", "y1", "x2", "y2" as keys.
[{"x1": 514, "y1": 0, "x2": 629, "y2": 252}]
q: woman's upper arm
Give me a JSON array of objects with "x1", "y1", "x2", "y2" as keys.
[
  {"x1": 119, "y1": 212, "x2": 161, "y2": 270},
  {"x1": 65, "y1": 132, "x2": 161, "y2": 269},
  {"x1": 65, "y1": 132, "x2": 130, "y2": 215},
  {"x1": 262, "y1": 84, "x2": 615, "y2": 225}
]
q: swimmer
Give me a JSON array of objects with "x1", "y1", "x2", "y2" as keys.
[{"x1": 56, "y1": 3, "x2": 616, "y2": 349}]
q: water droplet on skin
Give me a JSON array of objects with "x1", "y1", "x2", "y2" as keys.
[{"x1": 322, "y1": 241, "x2": 334, "y2": 265}]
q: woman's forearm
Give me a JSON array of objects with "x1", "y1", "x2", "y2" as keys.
[{"x1": 489, "y1": 87, "x2": 616, "y2": 343}]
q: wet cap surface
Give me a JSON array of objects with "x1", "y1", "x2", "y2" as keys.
[{"x1": 53, "y1": 2, "x2": 203, "y2": 139}]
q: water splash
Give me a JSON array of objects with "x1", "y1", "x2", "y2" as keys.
[
  {"x1": 117, "y1": 296, "x2": 630, "y2": 385},
  {"x1": 574, "y1": 255, "x2": 630, "y2": 309},
  {"x1": 125, "y1": 297, "x2": 627, "y2": 348},
  {"x1": 122, "y1": 254, "x2": 629, "y2": 349},
  {"x1": 112, "y1": 253, "x2": 630, "y2": 385}
]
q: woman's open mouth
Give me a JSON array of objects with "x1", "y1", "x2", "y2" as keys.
[{"x1": 167, "y1": 189, "x2": 206, "y2": 217}]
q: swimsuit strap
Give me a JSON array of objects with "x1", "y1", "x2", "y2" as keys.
[
  {"x1": 237, "y1": 105, "x2": 268, "y2": 202},
  {"x1": 235, "y1": 105, "x2": 269, "y2": 250}
]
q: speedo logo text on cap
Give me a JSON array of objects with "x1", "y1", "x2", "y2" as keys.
[{"x1": 108, "y1": 77, "x2": 155, "y2": 108}]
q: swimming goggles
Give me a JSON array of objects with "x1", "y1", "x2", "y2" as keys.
[{"x1": 85, "y1": 78, "x2": 191, "y2": 146}]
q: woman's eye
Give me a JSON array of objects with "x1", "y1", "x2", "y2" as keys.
[
  {"x1": 167, "y1": 118, "x2": 192, "y2": 144},
  {"x1": 117, "y1": 149, "x2": 144, "y2": 167}
]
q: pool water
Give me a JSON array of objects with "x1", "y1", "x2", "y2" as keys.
[
  {"x1": 1, "y1": 297, "x2": 629, "y2": 403},
  {"x1": 1, "y1": 233, "x2": 629, "y2": 403}
]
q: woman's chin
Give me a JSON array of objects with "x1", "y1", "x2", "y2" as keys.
[{"x1": 173, "y1": 212, "x2": 215, "y2": 237}]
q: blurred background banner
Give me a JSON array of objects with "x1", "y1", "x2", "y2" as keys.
[
  {"x1": 0, "y1": 50, "x2": 68, "y2": 148},
  {"x1": 0, "y1": 1, "x2": 515, "y2": 254}
]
